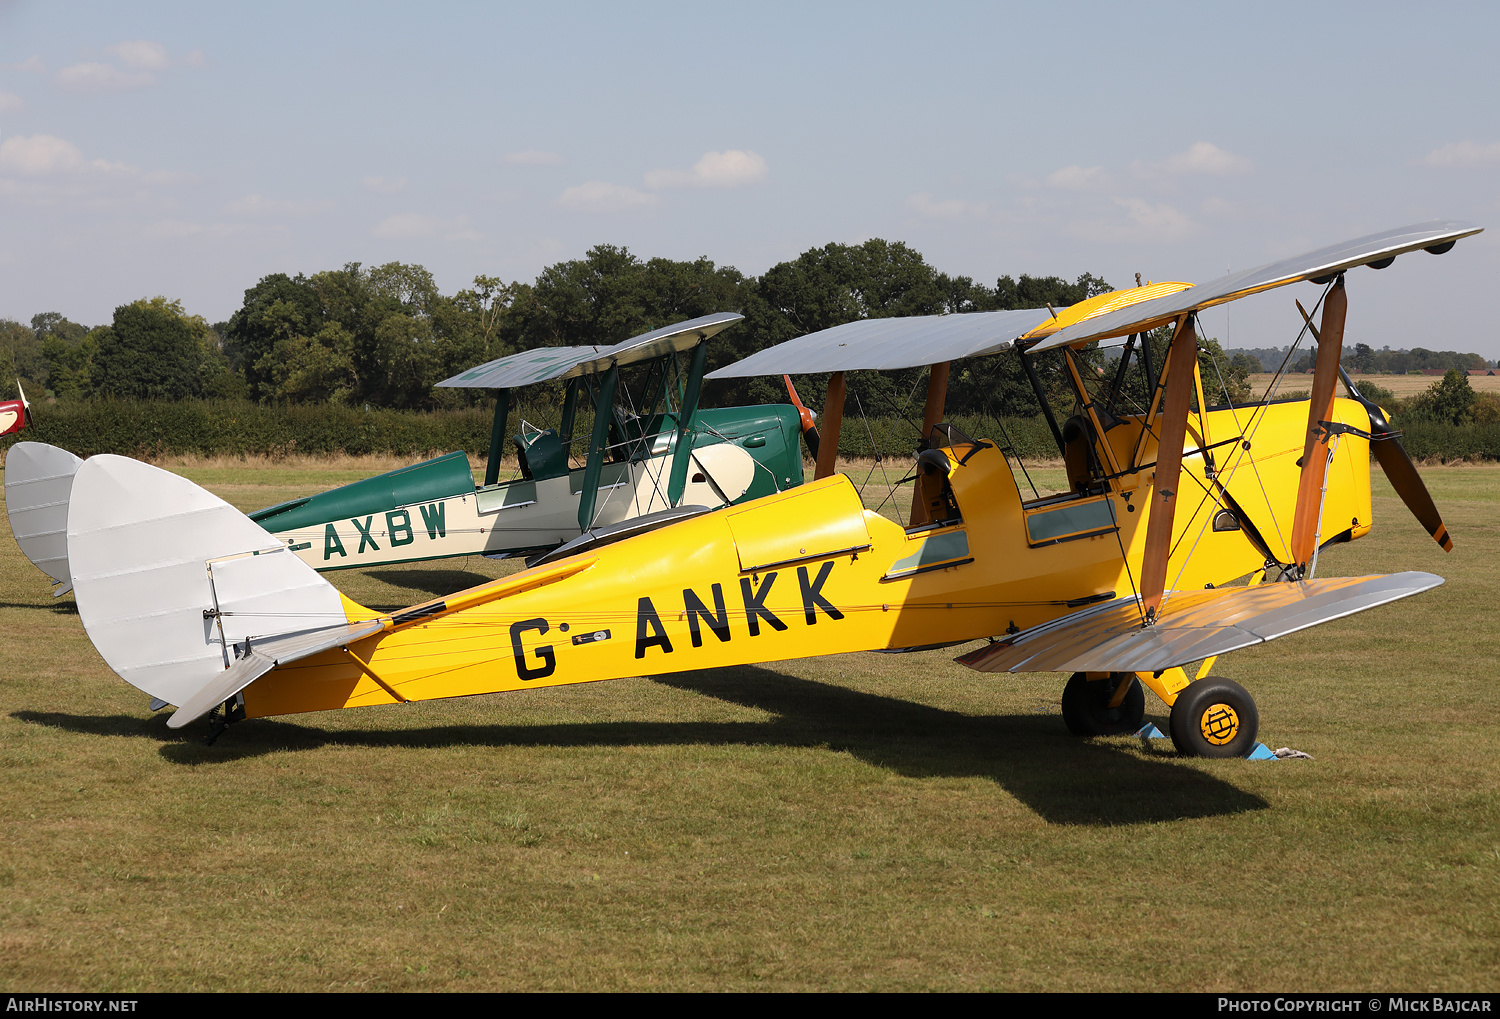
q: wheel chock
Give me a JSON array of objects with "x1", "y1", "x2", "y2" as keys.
[
  {"x1": 1133, "y1": 723, "x2": 1166, "y2": 739},
  {"x1": 1246, "y1": 742, "x2": 1278, "y2": 761}
]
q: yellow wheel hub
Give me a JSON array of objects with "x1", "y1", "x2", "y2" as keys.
[{"x1": 1200, "y1": 703, "x2": 1240, "y2": 745}]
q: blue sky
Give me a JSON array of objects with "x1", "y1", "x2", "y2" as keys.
[{"x1": 1, "y1": 1, "x2": 1496, "y2": 356}]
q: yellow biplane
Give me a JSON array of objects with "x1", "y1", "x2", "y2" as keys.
[{"x1": 44, "y1": 221, "x2": 1479, "y2": 755}]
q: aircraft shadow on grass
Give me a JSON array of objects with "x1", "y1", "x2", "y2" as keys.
[
  {"x1": 0, "y1": 599, "x2": 77, "y2": 615},
  {"x1": 13, "y1": 665, "x2": 1268, "y2": 826},
  {"x1": 360, "y1": 569, "x2": 499, "y2": 605}
]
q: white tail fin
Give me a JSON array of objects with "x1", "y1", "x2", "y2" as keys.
[
  {"x1": 67, "y1": 455, "x2": 374, "y2": 709},
  {"x1": 5, "y1": 442, "x2": 83, "y2": 594}
]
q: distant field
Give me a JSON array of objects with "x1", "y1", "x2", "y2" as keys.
[
  {"x1": 1247, "y1": 372, "x2": 1500, "y2": 398},
  {"x1": 1, "y1": 458, "x2": 1496, "y2": 991}
]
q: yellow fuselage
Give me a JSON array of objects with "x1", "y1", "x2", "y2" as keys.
[{"x1": 242, "y1": 398, "x2": 1372, "y2": 720}]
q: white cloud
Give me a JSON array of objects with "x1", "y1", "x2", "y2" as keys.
[
  {"x1": 106, "y1": 40, "x2": 169, "y2": 71},
  {"x1": 372, "y1": 212, "x2": 480, "y2": 241},
  {"x1": 0, "y1": 134, "x2": 199, "y2": 214},
  {"x1": 225, "y1": 194, "x2": 333, "y2": 217},
  {"x1": 505, "y1": 150, "x2": 562, "y2": 165},
  {"x1": 0, "y1": 134, "x2": 83, "y2": 175},
  {"x1": 644, "y1": 149, "x2": 768, "y2": 189},
  {"x1": 363, "y1": 175, "x2": 408, "y2": 194},
  {"x1": 2, "y1": 56, "x2": 46, "y2": 73},
  {"x1": 55, "y1": 62, "x2": 154, "y2": 93},
  {"x1": 1046, "y1": 165, "x2": 1111, "y2": 190},
  {"x1": 906, "y1": 192, "x2": 988, "y2": 219},
  {"x1": 1163, "y1": 141, "x2": 1252, "y2": 176},
  {"x1": 1423, "y1": 140, "x2": 1500, "y2": 169},
  {"x1": 1115, "y1": 197, "x2": 1195, "y2": 240},
  {"x1": 557, "y1": 180, "x2": 657, "y2": 211},
  {"x1": 0, "y1": 92, "x2": 23, "y2": 114}
]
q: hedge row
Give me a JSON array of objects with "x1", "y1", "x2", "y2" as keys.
[
  {"x1": 1395, "y1": 419, "x2": 1500, "y2": 461},
  {"x1": 4, "y1": 399, "x2": 1496, "y2": 464},
  {"x1": 4, "y1": 399, "x2": 496, "y2": 459},
  {"x1": 831, "y1": 413, "x2": 1061, "y2": 460}
]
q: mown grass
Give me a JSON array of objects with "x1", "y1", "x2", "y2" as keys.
[
  {"x1": 0, "y1": 458, "x2": 1496, "y2": 991},
  {"x1": 1248, "y1": 372, "x2": 1500, "y2": 399}
]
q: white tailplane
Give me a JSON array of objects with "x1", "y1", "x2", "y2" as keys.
[
  {"x1": 67, "y1": 455, "x2": 381, "y2": 714},
  {"x1": 5, "y1": 441, "x2": 84, "y2": 595}
]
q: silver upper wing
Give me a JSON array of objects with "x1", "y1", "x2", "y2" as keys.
[
  {"x1": 705, "y1": 307, "x2": 1052, "y2": 378},
  {"x1": 435, "y1": 345, "x2": 609, "y2": 390},
  {"x1": 1027, "y1": 220, "x2": 1482, "y2": 352},
  {"x1": 437, "y1": 312, "x2": 744, "y2": 389}
]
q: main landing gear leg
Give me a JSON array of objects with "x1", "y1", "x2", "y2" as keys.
[
  {"x1": 1061, "y1": 672, "x2": 1145, "y2": 736},
  {"x1": 202, "y1": 695, "x2": 246, "y2": 746},
  {"x1": 1060, "y1": 666, "x2": 1262, "y2": 758}
]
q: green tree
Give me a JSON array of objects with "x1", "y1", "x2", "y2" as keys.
[
  {"x1": 454, "y1": 274, "x2": 519, "y2": 360},
  {"x1": 92, "y1": 300, "x2": 202, "y2": 399},
  {"x1": 225, "y1": 273, "x2": 325, "y2": 398},
  {"x1": 738, "y1": 240, "x2": 950, "y2": 417},
  {"x1": 1405, "y1": 369, "x2": 1477, "y2": 425},
  {"x1": 4, "y1": 313, "x2": 88, "y2": 395},
  {"x1": 42, "y1": 329, "x2": 102, "y2": 399},
  {"x1": 946, "y1": 274, "x2": 1118, "y2": 422},
  {"x1": 994, "y1": 272, "x2": 1113, "y2": 310},
  {"x1": 0, "y1": 319, "x2": 42, "y2": 398},
  {"x1": 509, "y1": 245, "x2": 748, "y2": 354},
  {"x1": 265, "y1": 323, "x2": 359, "y2": 404}
]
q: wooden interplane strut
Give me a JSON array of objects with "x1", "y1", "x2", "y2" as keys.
[
  {"x1": 1289, "y1": 277, "x2": 1347, "y2": 567},
  {"x1": 815, "y1": 371, "x2": 846, "y2": 481},
  {"x1": 1139, "y1": 315, "x2": 1199, "y2": 621}
]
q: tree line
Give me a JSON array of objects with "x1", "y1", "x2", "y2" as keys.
[
  {"x1": 1234, "y1": 342, "x2": 1495, "y2": 374},
  {"x1": 0, "y1": 237, "x2": 1317, "y2": 425}
]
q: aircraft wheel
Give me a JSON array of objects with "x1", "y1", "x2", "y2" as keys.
[
  {"x1": 1061, "y1": 672, "x2": 1145, "y2": 736},
  {"x1": 1169, "y1": 677, "x2": 1259, "y2": 758}
]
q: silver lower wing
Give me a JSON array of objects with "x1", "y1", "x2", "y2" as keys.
[{"x1": 957, "y1": 572, "x2": 1443, "y2": 675}]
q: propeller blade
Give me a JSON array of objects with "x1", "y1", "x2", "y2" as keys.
[
  {"x1": 1370, "y1": 436, "x2": 1452, "y2": 552},
  {"x1": 1294, "y1": 299, "x2": 1452, "y2": 552},
  {"x1": 782, "y1": 374, "x2": 821, "y2": 459}
]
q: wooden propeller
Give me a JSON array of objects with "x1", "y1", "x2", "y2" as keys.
[
  {"x1": 782, "y1": 375, "x2": 821, "y2": 459},
  {"x1": 1288, "y1": 277, "x2": 1348, "y2": 569},
  {"x1": 1294, "y1": 299, "x2": 1452, "y2": 553}
]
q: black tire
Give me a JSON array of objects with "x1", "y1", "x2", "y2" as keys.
[
  {"x1": 1061, "y1": 672, "x2": 1146, "y2": 736},
  {"x1": 1169, "y1": 677, "x2": 1259, "y2": 758}
]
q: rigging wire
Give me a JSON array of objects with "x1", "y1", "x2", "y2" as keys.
[
  {"x1": 979, "y1": 357, "x2": 1041, "y2": 500},
  {"x1": 850, "y1": 386, "x2": 902, "y2": 518},
  {"x1": 1204, "y1": 280, "x2": 1334, "y2": 561}
]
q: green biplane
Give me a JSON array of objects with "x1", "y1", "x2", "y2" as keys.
[
  {"x1": 244, "y1": 313, "x2": 808, "y2": 571},
  {"x1": 7, "y1": 315, "x2": 808, "y2": 593}
]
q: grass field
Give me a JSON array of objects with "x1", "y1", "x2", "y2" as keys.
[
  {"x1": 1247, "y1": 372, "x2": 1500, "y2": 400},
  {"x1": 1, "y1": 456, "x2": 1497, "y2": 991}
]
